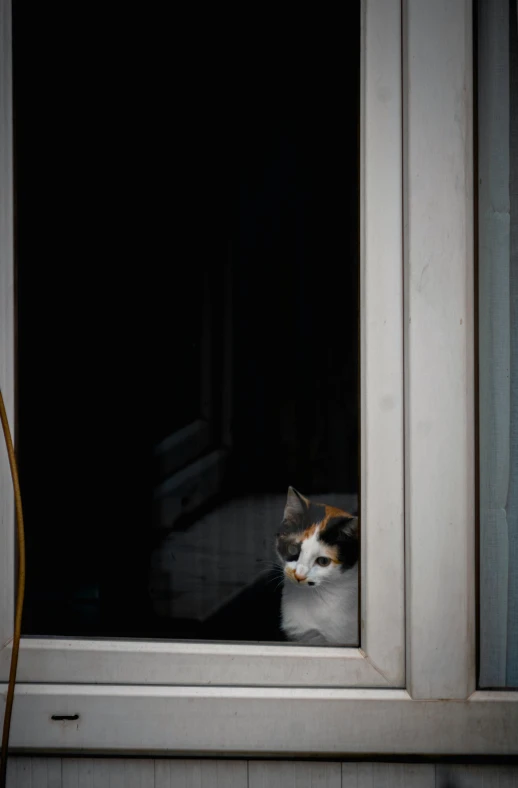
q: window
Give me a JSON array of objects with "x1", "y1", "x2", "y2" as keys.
[
  {"x1": 478, "y1": 0, "x2": 518, "y2": 689},
  {"x1": 1, "y1": 0, "x2": 517, "y2": 758},
  {"x1": 13, "y1": 1, "x2": 362, "y2": 646},
  {"x1": 2, "y1": 0, "x2": 404, "y2": 689}
]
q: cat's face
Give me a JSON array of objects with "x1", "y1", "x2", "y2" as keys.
[{"x1": 276, "y1": 487, "x2": 358, "y2": 587}]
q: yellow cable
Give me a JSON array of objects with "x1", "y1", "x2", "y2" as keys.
[{"x1": 0, "y1": 388, "x2": 26, "y2": 788}]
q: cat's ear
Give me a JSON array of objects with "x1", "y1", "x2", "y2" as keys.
[
  {"x1": 283, "y1": 486, "x2": 308, "y2": 525},
  {"x1": 341, "y1": 516, "x2": 358, "y2": 540},
  {"x1": 325, "y1": 514, "x2": 358, "y2": 541}
]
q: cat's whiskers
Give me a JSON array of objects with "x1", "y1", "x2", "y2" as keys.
[
  {"x1": 273, "y1": 577, "x2": 285, "y2": 592},
  {"x1": 257, "y1": 559, "x2": 283, "y2": 571},
  {"x1": 262, "y1": 566, "x2": 285, "y2": 587},
  {"x1": 264, "y1": 572, "x2": 284, "y2": 586}
]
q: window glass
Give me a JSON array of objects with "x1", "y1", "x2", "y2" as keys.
[
  {"x1": 478, "y1": 0, "x2": 518, "y2": 687},
  {"x1": 15, "y1": 5, "x2": 361, "y2": 643}
]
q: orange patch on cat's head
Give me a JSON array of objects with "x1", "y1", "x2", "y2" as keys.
[
  {"x1": 299, "y1": 505, "x2": 353, "y2": 543},
  {"x1": 319, "y1": 504, "x2": 354, "y2": 531},
  {"x1": 301, "y1": 522, "x2": 319, "y2": 541}
]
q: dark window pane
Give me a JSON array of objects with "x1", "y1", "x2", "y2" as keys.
[{"x1": 15, "y1": 5, "x2": 360, "y2": 642}]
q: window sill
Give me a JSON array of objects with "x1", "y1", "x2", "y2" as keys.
[{"x1": 3, "y1": 685, "x2": 517, "y2": 756}]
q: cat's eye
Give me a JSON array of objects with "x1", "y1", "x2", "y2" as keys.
[
  {"x1": 287, "y1": 544, "x2": 299, "y2": 556},
  {"x1": 316, "y1": 556, "x2": 331, "y2": 567}
]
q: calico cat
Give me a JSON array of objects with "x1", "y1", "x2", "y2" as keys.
[{"x1": 276, "y1": 486, "x2": 358, "y2": 645}]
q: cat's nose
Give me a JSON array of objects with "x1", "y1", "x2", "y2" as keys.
[{"x1": 294, "y1": 570, "x2": 306, "y2": 582}]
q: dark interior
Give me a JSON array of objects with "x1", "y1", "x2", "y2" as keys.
[{"x1": 14, "y1": 5, "x2": 360, "y2": 640}]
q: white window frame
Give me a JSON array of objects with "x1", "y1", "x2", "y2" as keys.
[
  {"x1": 1, "y1": 0, "x2": 517, "y2": 757},
  {"x1": 0, "y1": 0, "x2": 405, "y2": 692}
]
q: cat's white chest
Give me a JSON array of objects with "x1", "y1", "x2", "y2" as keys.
[{"x1": 280, "y1": 564, "x2": 358, "y2": 646}]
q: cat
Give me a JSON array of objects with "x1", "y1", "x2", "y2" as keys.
[{"x1": 276, "y1": 486, "x2": 359, "y2": 646}]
